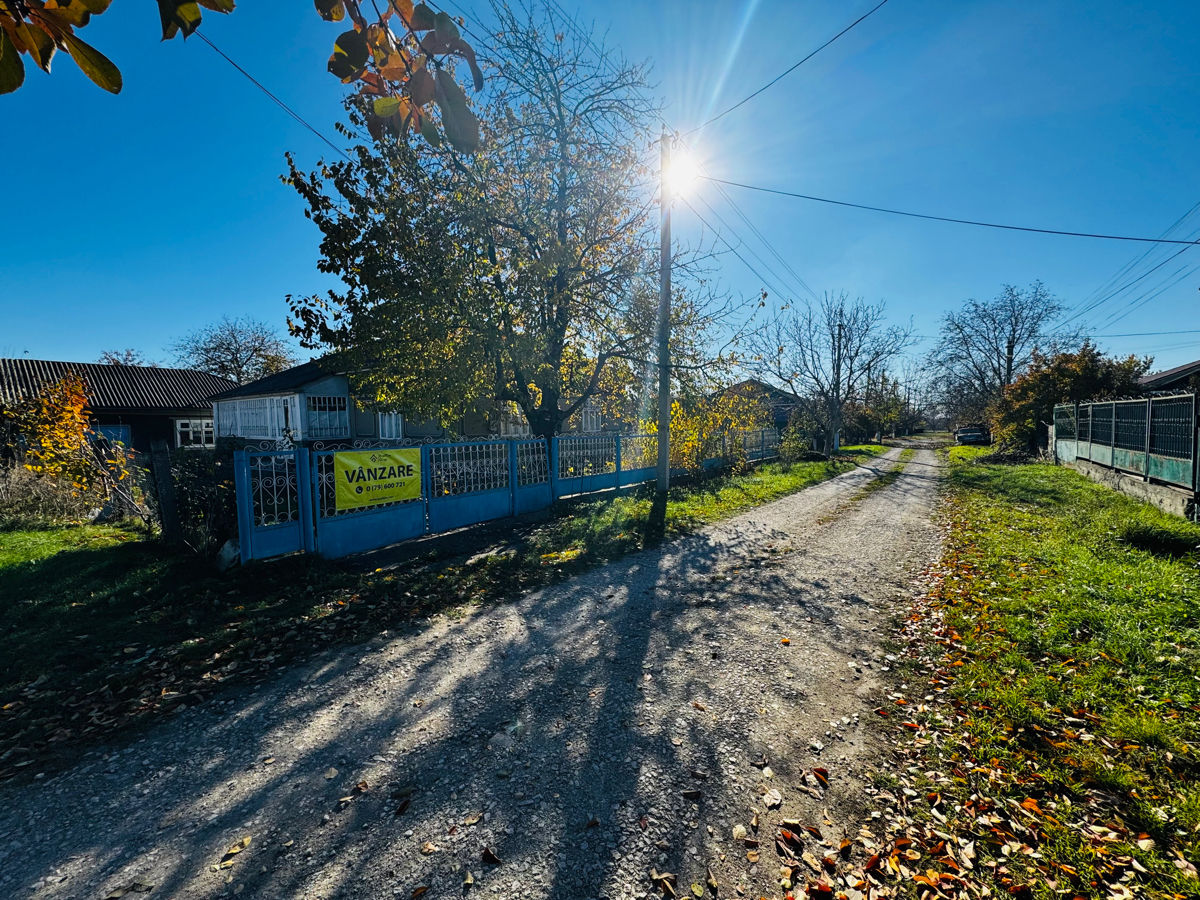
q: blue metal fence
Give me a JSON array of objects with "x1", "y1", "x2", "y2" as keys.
[{"x1": 235, "y1": 428, "x2": 780, "y2": 561}]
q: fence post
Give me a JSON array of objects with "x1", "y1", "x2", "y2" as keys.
[
  {"x1": 298, "y1": 449, "x2": 316, "y2": 553},
  {"x1": 1144, "y1": 397, "x2": 1153, "y2": 481},
  {"x1": 549, "y1": 436, "x2": 559, "y2": 501},
  {"x1": 614, "y1": 433, "x2": 622, "y2": 487},
  {"x1": 507, "y1": 440, "x2": 518, "y2": 516},
  {"x1": 420, "y1": 444, "x2": 431, "y2": 534},
  {"x1": 233, "y1": 449, "x2": 253, "y2": 562},
  {"x1": 760, "y1": 429, "x2": 766, "y2": 460}
]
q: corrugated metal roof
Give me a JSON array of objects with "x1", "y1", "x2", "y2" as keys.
[
  {"x1": 0, "y1": 358, "x2": 235, "y2": 414},
  {"x1": 1140, "y1": 357, "x2": 1200, "y2": 389},
  {"x1": 208, "y1": 358, "x2": 335, "y2": 401}
]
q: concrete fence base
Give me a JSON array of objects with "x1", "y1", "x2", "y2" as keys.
[{"x1": 1066, "y1": 458, "x2": 1196, "y2": 520}]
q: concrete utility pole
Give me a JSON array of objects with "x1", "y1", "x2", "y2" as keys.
[{"x1": 656, "y1": 128, "x2": 672, "y2": 492}]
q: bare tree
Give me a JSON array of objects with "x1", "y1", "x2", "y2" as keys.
[
  {"x1": 172, "y1": 316, "x2": 296, "y2": 385},
  {"x1": 929, "y1": 281, "x2": 1076, "y2": 423},
  {"x1": 97, "y1": 349, "x2": 152, "y2": 366},
  {"x1": 752, "y1": 292, "x2": 914, "y2": 453}
]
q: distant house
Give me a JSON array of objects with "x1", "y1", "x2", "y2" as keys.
[
  {"x1": 1140, "y1": 357, "x2": 1200, "y2": 393},
  {"x1": 211, "y1": 357, "x2": 607, "y2": 444},
  {"x1": 724, "y1": 379, "x2": 801, "y2": 431},
  {"x1": 0, "y1": 358, "x2": 234, "y2": 452}
]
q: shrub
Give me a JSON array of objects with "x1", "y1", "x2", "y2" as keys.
[
  {"x1": 0, "y1": 464, "x2": 96, "y2": 530},
  {"x1": 779, "y1": 423, "x2": 811, "y2": 465},
  {"x1": 169, "y1": 446, "x2": 238, "y2": 556}
]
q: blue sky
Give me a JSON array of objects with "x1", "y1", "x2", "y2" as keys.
[{"x1": 2, "y1": 0, "x2": 1198, "y2": 373}]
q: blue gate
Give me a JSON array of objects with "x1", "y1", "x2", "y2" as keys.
[{"x1": 233, "y1": 449, "x2": 312, "y2": 561}]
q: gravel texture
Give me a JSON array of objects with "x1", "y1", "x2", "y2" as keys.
[{"x1": 4, "y1": 447, "x2": 941, "y2": 900}]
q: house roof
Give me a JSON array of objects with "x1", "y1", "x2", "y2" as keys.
[
  {"x1": 0, "y1": 358, "x2": 234, "y2": 415},
  {"x1": 1139, "y1": 357, "x2": 1200, "y2": 390},
  {"x1": 725, "y1": 378, "x2": 801, "y2": 408},
  {"x1": 208, "y1": 358, "x2": 335, "y2": 401}
]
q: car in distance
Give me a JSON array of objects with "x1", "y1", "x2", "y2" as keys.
[{"x1": 954, "y1": 424, "x2": 990, "y2": 445}]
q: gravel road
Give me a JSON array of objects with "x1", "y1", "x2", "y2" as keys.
[{"x1": 5, "y1": 447, "x2": 941, "y2": 900}]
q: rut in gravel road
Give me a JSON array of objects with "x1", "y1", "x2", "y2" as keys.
[{"x1": 6, "y1": 447, "x2": 941, "y2": 900}]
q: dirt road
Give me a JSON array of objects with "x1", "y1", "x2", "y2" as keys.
[{"x1": 6, "y1": 448, "x2": 941, "y2": 900}]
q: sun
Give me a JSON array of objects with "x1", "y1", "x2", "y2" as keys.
[{"x1": 664, "y1": 151, "x2": 701, "y2": 201}]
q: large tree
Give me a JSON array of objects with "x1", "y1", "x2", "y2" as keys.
[
  {"x1": 751, "y1": 292, "x2": 913, "y2": 453},
  {"x1": 172, "y1": 316, "x2": 296, "y2": 384},
  {"x1": 287, "y1": 2, "x2": 679, "y2": 441},
  {"x1": 930, "y1": 281, "x2": 1076, "y2": 424},
  {"x1": 992, "y1": 341, "x2": 1152, "y2": 451}
]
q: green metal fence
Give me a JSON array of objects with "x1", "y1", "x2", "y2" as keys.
[{"x1": 1053, "y1": 394, "x2": 1197, "y2": 490}]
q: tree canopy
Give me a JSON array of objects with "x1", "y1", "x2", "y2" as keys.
[
  {"x1": 172, "y1": 316, "x2": 296, "y2": 385},
  {"x1": 991, "y1": 341, "x2": 1152, "y2": 451},
  {"x1": 287, "y1": 2, "x2": 729, "y2": 441}
]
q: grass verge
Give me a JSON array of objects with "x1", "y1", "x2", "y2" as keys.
[
  {"x1": 0, "y1": 446, "x2": 883, "y2": 778},
  {"x1": 868, "y1": 452, "x2": 1200, "y2": 898}
]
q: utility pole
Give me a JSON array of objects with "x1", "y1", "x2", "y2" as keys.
[{"x1": 656, "y1": 128, "x2": 672, "y2": 492}]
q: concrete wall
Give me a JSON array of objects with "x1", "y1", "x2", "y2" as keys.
[{"x1": 1065, "y1": 457, "x2": 1196, "y2": 520}]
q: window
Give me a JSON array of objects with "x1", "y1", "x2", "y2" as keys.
[
  {"x1": 578, "y1": 399, "x2": 602, "y2": 434},
  {"x1": 306, "y1": 395, "x2": 350, "y2": 438},
  {"x1": 497, "y1": 403, "x2": 531, "y2": 437},
  {"x1": 378, "y1": 411, "x2": 404, "y2": 440},
  {"x1": 176, "y1": 418, "x2": 215, "y2": 448},
  {"x1": 215, "y1": 396, "x2": 298, "y2": 440}
]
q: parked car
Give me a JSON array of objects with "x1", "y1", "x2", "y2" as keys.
[{"x1": 955, "y1": 424, "x2": 990, "y2": 445}]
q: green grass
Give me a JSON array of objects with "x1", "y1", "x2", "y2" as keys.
[
  {"x1": 920, "y1": 454, "x2": 1200, "y2": 897},
  {"x1": 0, "y1": 446, "x2": 883, "y2": 776}
]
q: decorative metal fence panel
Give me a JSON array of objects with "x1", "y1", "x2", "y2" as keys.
[
  {"x1": 311, "y1": 448, "x2": 424, "y2": 558},
  {"x1": 1055, "y1": 395, "x2": 1196, "y2": 490},
  {"x1": 235, "y1": 428, "x2": 782, "y2": 562},
  {"x1": 555, "y1": 434, "x2": 618, "y2": 496},
  {"x1": 426, "y1": 441, "x2": 513, "y2": 533},
  {"x1": 514, "y1": 438, "x2": 552, "y2": 514}
]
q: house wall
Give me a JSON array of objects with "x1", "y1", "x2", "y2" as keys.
[{"x1": 93, "y1": 413, "x2": 177, "y2": 454}]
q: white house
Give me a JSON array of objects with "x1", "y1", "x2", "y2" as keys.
[{"x1": 210, "y1": 358, "x2": 604, "y2": 444}]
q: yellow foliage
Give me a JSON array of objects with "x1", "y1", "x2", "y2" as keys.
[
  {"x1": 2, "y1": 373, "x2": 127, "y2": 498},
  {"x1": 643, "y1": 391, "x2": 768, "y2": 475}
]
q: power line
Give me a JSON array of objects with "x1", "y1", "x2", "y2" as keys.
[
  {"x1": 692, "y1": 192, "x2": 798, "y2": 301},
  {"x1": 195, "y1": 31, "x2": 352, "y2": 162},
  {"x1": 703, "y1": 176, "x2": 1200, "y2": 246},
  {"x1": 683, "y1": 196, "x2": 794, "y2": 302},
  {"x1": 1091, "y1": 329, "x2": 1200, "y2": 338},
  {"x1": 685, "y1": 0, "x2": 891, "y2": 136}
]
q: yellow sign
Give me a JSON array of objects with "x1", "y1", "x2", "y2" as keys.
[{"x1": 333, "y1": 448, "x2": 421, "y2": 511}]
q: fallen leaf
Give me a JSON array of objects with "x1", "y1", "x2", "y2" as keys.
[
  {"x1": 682, "y1": 789, "x2": 703, "y2": 801},
  {"x1": 750, "y1": 811, "x2": 759, "y2": 832},
  {"x1": 411, "y1": 888, "x2": 429, "y2": 899},
  {"x1": 420, "y1": 841, "x2": 437, "y2": 855},
  {"x1": 781, "y1": 638, "x2": 790, "y2": 645},
  {"x1": 693, "y1": 700, "x2": 707, "y2": 711},
  {"x1": 746, "y1": 849, "x2": 760, "y2": 863},
  {"x1": 464, "y1": 811, "x2": 483, "y2": 826},
  {"x1": 324, "y1": 767, "x2": 339, "y2": 780},
  {"x1": 394, "y1": 797, "x2": 411, "y2": 817},
  {"x1": 482, "y1": 846, "x2": 501, "y2": 865},
  {"x1": 763, "y1": 789, "x2": 783, "y2": 809},
  {"x1": 691, "y1": 884, "x2": 704, "y2": 898},
  {"x1": 812, "y1": 767, "x2": 829, "y2": 788}
]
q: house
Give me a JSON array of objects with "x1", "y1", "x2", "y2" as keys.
[
  {"x1": 724, "y1": 379, "x2": 802, "y2": 431},
  {"x1": 0, "y1": 358, "x2": 234, "y2": 452},
  {"x1": 210, "y1": 357, "x2": 606, "y2": 444},
  {"x1": 1140, "y1": 357, "x2": 1200, "y2": 393}
]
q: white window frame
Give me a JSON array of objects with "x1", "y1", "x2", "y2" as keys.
[
  {"x1": 175, "y1": 418, "x2": 215, "y2": 448},
  {"x1": 578, "y1": 398, "x2": 602, "y2": 434},
  {"x1": 305, "y1": 395, "x2": 350, "y2": 439},
  {"x1": 497, "y1": 403, "x2": 532, "y2": 437},
  {"x1": 214, "y1": 395, "x2": 299, "y2": 441},
  {"x1": 378, "y1": 411, "x2": 404, "y2": 440}
]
